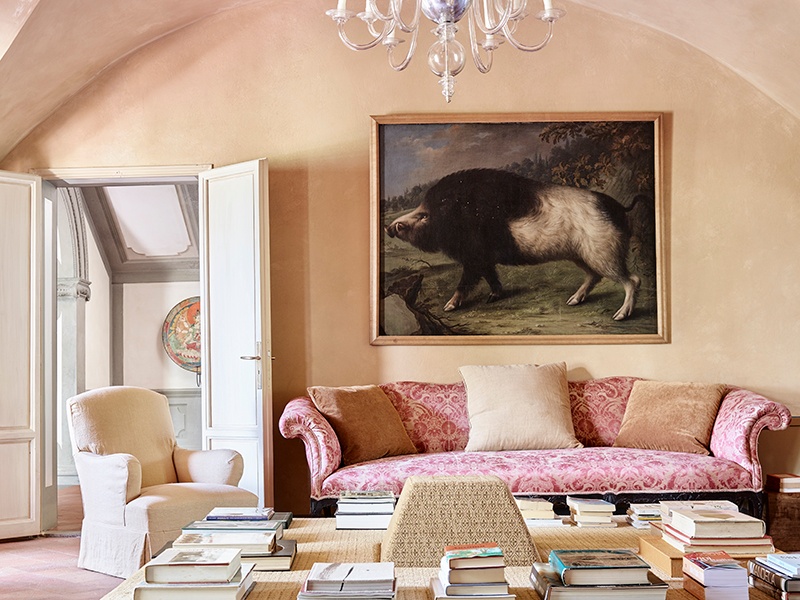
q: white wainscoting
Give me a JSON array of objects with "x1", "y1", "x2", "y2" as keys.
[{"x1": 156, "y1": 388, "x2": 202, "y2": 450}]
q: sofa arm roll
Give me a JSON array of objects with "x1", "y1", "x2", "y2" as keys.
[
  {"x1": 279, "y1": 397, "x2": 342, "y2": 498},
  {"x1": 710, "y1": 388, "x2": 792, "y2": 490}
]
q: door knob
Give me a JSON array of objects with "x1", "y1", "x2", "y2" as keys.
[{"x1": 240, "y1": 355, "x2": 261, "y2": 361}]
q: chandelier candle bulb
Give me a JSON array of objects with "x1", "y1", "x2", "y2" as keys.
[
  {"x1": 337, "y1": 0, "x2": 346, "y2": 11},
  {"x1": 543, "y1": 0, "x2": 553, "y2": 10}
]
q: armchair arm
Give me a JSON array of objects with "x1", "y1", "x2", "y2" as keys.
[
  {"x1": 74, "y1": 451, "x2": 142, "y2": 526},
  {"x1": 173, "y1": 447, "x2": 244, "y2": 485},
  {"x1": 710, "y1": 388, "x2": 792, "y2": 490},
  {"x1": 279, "y1": 397, "x2": 342, "y2": 498}
]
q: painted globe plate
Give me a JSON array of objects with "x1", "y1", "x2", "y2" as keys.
[{"x1": 162, "y1": 296, "x2": 201, "y2": 373}]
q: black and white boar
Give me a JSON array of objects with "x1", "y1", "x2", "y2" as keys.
[{"x1": 385, "y1": 168, "x2": 641, "y2": 321}]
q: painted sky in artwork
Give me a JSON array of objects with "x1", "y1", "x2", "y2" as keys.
[{"x1": 380, "y1": 121, "x2": 558, "y2": 198}]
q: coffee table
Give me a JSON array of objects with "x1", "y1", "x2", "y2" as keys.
[{"x1": 101, "y1": 518, "x2": 775, "y2": 600}]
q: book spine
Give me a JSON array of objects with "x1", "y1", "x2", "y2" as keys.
[
  {"x1": 750, "y1": 560, "x2": 794, "y2": 592},
  {"x1": 749, "y1": 574, "x2": 788, "y2": 600}
]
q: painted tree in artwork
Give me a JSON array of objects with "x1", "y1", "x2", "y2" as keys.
[{"x1": 540, "y1": 121, "x2": 656, "y2": 203}]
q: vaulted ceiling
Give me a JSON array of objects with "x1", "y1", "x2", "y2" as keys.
[{"x1": 0, "y1": 0, "x2": 797, "y2": 163}]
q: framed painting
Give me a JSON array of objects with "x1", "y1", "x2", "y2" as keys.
[{"x1": 371, "y1": 113, "x2": 668, "y2": 345}]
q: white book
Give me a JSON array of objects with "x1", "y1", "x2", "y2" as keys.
[
  {"x1": 205, "y1": 507, "x2": 274, "y2": 521},
  {"x1": 766, "y1": 553, "x2": 800, "y2": 576},
  {"x1": 524, "y1": 518, "x2": 570, "y2": 527},
  {"x1": 669, "y1": 509, "x2": 765, "y2": 539},
  {"x1": 183, "y1": 519, "x2": 283, "y2": 539},
  {"x1": 335, "y1": 502, "x2": 395, "y2": 515},
  {"x1": 658, "y1": 500, "x2": 737, "y2": 524},
  {"x1": 430, "y1": 576, "x2": 513, "y2": 600},
  {"x1": 173, "y1": 530, "x2": 276, "y2": 555},
  {"x1": 305, "y1": 562, "x2": 396, "y2": 592},
  {"x1": 566, "y1": 497, "x2": 615, "y2": 514},
  {"x1": 133, "y1": 562, "x2": 255, "y2": 599},
  {"x1": 335, "y1": 512, "x2": 393, "y2": 530},
  {"x1": 144, "y1": 547, "x2": 242, "y2": 584}
]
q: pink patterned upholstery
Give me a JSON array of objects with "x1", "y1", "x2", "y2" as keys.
[
  {"x1": 319, "y1": 448, "x2": 756, "y2": 499},
  {"x1": 278, "y1": 377, "x2": 791, "y2": 501}
]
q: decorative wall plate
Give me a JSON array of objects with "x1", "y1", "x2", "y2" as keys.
[{"x1": 162, "y1": 296, "x2": 201, "y2": 373}]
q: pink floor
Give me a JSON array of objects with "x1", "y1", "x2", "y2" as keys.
[{"x1": 0, "y1": 487, "x2": 122, "y2": 600}]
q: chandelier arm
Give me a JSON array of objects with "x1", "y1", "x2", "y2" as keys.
[
  {"x1": 502, "y1": 17, "x2": 554, "y2": 52},
  {"x1": 469, "y1": 0, "x2": 512, "y2": 35},
  {"x1": 467, "y1": 12, "x2": 493, "y2": 73},
  {"x1": 389, "y1": 0, "x2": 422, "y2": 35},
  {"x1": 496, "y1": 0, "x2": 528, "y2": 21},
  {"x1": 387, "y1": 22, "x2": 419, "y2": 71},
  {"x1": 367, "y1": 0, "x2": 394, "y2": 22},
  {"x1": 337, "y1": 19, "x2": 392, "y2": 51}
]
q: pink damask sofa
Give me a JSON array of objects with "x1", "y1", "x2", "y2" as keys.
[{"x1": 279, "y1": 377, "x2": 791, "y2": 517}]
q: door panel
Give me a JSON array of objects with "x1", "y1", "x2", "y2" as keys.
[
  {"x1": 199, "y1": 160, "x2": 273, "y2": 507},
  {"x1": 0, "y1": 171, "x2": 45, "y2": 538}
]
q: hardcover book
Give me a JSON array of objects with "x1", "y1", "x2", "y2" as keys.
[
  {"x1": 748, "y1": 574, "x2": 800, "y2": 600},
  {"x1": 658, "y1": 500, "x2": 737, "y2": 524},
  {"x1": 133, "y1": 562, "x2": 255, "y2": 600},
  {"x1": 205, "y1": 507, "x2": 275, "y2": 521},
  {"x1": 749, "y1": 558, "x2": 800, "y2": 592},
  {"x1": 682, "y1": 572, "x2": 748, "y2": 600},
  {"x1": 440, "y1": 565, "x2": 506, "y2": 584},
  {"x1": 335, "y1": 512, "x2": 393, "y2": 530},
  {"x1": 172, "y1": 531, "x2": 276, "y2": 555},
  {"x1": 530, "y1": 562, "x2": 668, "y2": 599},
  {"x1": 668, "y1": 509, "x2": 766, "y2": 539},
  {"x1": 565, "y1": 497, "x2": 615, "y2": 514},
  {"x1": 442, "y1": 544, "x2": 505, "y2": 569},
  {"x1": 305, "y1": 562, "x2": 396, "y2": 593},
  {"x1": 436, "y1": 571, "x2": 509, "y2": 596},
  {"x1": 183, "y1": 519, "x2": 283, "y2": 539},
  {"x1": 766, "y1": 554, "x2": 800, "y2": 576},
  {"x1": 143, "y1": 547, "x2": 242, "y2": 584},
  {"x1": 637, "y1": 536, "x2": 684, "y2": 579},
  {"x1": 766, "y1": 473, "x2": 800, "y2": 493},
  {"x1": 682, "y1": 551, "x2": 747, "y2": 587},
  {"x1": 430, "y1": 577, "x2": 513, "y2": 599},
  {"x1": 249, "y1": 539, "x2": 297, "y2": 571},
  {"x1": 548, "y1": 549, "x2": 651, "y2": 586}
]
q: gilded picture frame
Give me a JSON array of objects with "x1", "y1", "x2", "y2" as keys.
[{"x1": 370, "y1": 113, "x2": 668, "y2": 345}]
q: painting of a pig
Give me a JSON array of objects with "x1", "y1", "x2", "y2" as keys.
[{"x1": 373, "y1": 115, "x2": 665, "y2": 343}]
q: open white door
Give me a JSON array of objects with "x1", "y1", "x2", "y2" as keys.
[
  {"x1": 199, "y1": 160, "x2": 273, "y2": 507},
  {"x1": 0, "y1": 171, "x2": 57, "y2": 539}
]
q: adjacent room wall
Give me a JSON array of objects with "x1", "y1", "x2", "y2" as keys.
[{"x1": 3, "y1": 2, "x2": 799, "y2": 513}]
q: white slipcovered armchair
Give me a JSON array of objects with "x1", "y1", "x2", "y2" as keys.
[{"x1": 67, "y1": 386, "x2": 258, "y2": 578}]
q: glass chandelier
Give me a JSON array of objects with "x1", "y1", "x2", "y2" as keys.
[{"x1": 326, "y1": 0, "x2": 566, "y2": 102}]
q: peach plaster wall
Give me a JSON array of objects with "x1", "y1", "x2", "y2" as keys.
[{"x1": 3, "y1": 2, "x2": 800, "y2": 513}]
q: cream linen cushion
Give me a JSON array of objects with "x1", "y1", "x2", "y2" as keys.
[
  {"x1": 460, "y1": 362, "x2": 582, "y2": 452},
  {"x1": 613, "y1": 380, "x2": 726, "y2": 455}
]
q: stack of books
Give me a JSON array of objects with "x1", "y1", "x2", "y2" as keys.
[
  {"x1": 660, "y1": 508, "x2": 774, "y2": 557},
  {"x1": 766, "y1": 473, "x2": 800, "y2": 493},
  {"x1": 431, "y1": 543, "x2": 512, "y2": 599},
  {"x1": 171, "y1": 526, "x2": 293, "y2": 574},
  {"x1": 515, "y1": 498, "x2": 568, "y2": 527},
  {"x1": 335, "y1": 490, "x2": 396, "y2": 530},
  {"x1": 626, "y1": 503, "x2": 662, "y2": 529},
  {"x1": 298, "y1": 562, "x2": 396, "y2": 600},
  {"x1": 530, "y1": 549, "x2": 668, "y2": 598},
  {"x1": 566, "y1": 497, "x2": 616, "y2": 528},
  {"x1": 133, "y1": 547, "x2": 255, "y2": 599},
  {"x1": 748, "y1": 553, "x2": 800, "y2": 598},
  {"x1": 681, "y1": 550, "x2": 748, "y2": 600},
  {"x1": 178, "y1": 506, "x2": 297, "y2": 571}
]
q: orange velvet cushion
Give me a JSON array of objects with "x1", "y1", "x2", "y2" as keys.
[
  {"x1": 613, "y1": 380, "x2": 727, "y2": 455},
  {"x1": 308, "y1": 384, "x2": 417, "y2": 466}
]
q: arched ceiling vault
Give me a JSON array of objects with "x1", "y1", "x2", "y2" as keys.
[{"x1": 0, "y1": 0, "x2": 797, "y2": 163}]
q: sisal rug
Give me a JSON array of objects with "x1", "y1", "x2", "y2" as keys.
[{"x1": 101, "y1": 517, "x2": 774, "y2": 600}]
